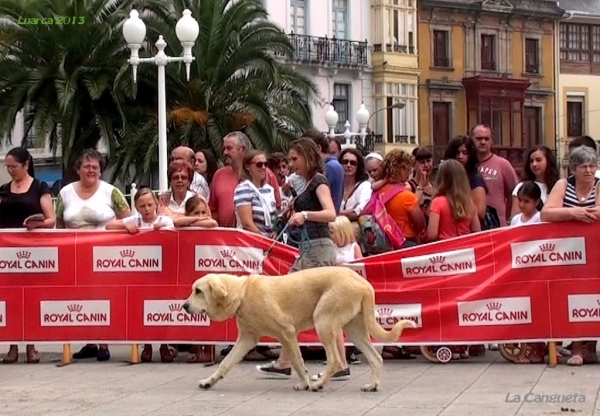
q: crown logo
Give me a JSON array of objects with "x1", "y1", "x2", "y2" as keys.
[
  {"x1": 16, "y1": 250, "x2": 31, "y2": 259},
  {"x1": 430, "y1": 255, "x2": 445, "y2": 264},
  {"x1": 377, "y1": 307, "x2": 393, "y2": 317},
  {"x1": 169, "y1": 303, "x2": 183, "y2": 312},
  {"x1": 67, "y1": 304, "x2": 83, "y2": 313},
  {"x1": 120, "y1": 249, "x2": 135, "y2": 258},
  {"x1": 539, "y1": 243, "x2": 555, "y2": 252},
  {"x1": 221, "y1": 249, "x2": 235, "y2": 258},
  {"x1": 486, "y1": 302, "x2": 502, "y2": 311},
  {"x1": 597, "y1": 299, "x2": 600, "y2": 307}
]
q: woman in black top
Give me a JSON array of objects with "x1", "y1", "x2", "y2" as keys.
[
  {"x1": 0, "y1": 148, "x2": 55, "y2": 363},
  {"x1": 256, "y1": 137, "x2": 340, "y2": 378}
]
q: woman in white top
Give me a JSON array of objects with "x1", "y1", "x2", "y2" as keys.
[
  {"x1": 159, "y1": 160, "x2": 195, "y2": 216},
  {"x1": 233, "y1": 150, "x2": 277, "y2": 237},
  {"x1": 55, "y1": 149, "x2": 131, "y2": 362},
  {"x1": 510, "y1": 146, "x2": 559, "y2": 218},
  {"x1": 338, "y1": 149, "x2": 372, "y2": 222}
]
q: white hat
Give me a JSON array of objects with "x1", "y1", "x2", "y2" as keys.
[{"x1": 365, "y1": 152, "x2": 383, "y2": 162}]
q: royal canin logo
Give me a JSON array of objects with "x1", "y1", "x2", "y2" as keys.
[
  {"x1": 375, "y1": 304, "x2": 422, "y2": 328},
  {"x1": 195, "y1": 245, "x2": 263, "y2": 273},
  {"x1": 93, "y1": 246, "x2": 162, "y2": 272},
  {"x1": 511, "y1": 238, "x2": 586, "y2": 269},
  {"x1": 144, "y1": 300, "x2": 210, "y2": 326},
  {"x1": 457, "y1": 297, "x2": 532, "y2": 327},
  {"x1": 0, "y1": 247, "x2": 59, "y2": 273},
  {"x1": 401, "y1": 248, "x2": 477, "y2": 278},
  {"x1": 568, "y1": 294, "x2": 600, "y2": 323}
]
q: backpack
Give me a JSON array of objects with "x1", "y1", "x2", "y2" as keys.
[{"x1": 358, "y1": 185, "x2": 406, "y2": 255}]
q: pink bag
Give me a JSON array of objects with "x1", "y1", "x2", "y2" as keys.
[{"x1": 358, "y1": 185, "x2": 406, "y2": 254}]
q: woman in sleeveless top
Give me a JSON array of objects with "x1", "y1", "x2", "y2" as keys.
[{"x1": 542, "y1": 145, "x2": 600, "y2": 366}]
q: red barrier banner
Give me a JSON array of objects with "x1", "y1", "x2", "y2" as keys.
[{"x1": 0, "y1": 223, "x2": 599, "y2": 346}]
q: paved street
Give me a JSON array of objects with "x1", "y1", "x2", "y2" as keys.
[{"x1": 0, "y1": 344, "x2": 598, "y2": 416}]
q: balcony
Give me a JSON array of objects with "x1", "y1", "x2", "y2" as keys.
[
  {"x1": 372, "y1": 44, "x2": 415, "y2": 54},
  {"x1": 287, "y1": 33, "x2": 368, "y2": 67}
]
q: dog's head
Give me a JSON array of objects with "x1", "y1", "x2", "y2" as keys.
[{"x1": 183, "y1": 273, "x2": 242, "y2": 322}]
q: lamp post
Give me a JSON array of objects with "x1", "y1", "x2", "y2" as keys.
[
  {"x1": 123, "y1": 9, "x2": 199, "y2": 192},
  {"x1": 325, "y1": 103, "x2": 371, "y2": 149}
]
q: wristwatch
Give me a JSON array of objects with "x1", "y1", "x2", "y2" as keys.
[{"x1": 302, "y1": 211, "x2": 308, "y2": 221}]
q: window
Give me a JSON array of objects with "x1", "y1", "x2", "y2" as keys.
[
  {"x1": 481, "y1": 34, "x2": 496, "y2": 70},
  {"x1": 525, "y1": 38, "x2": 540, "y2": 73},
  {"x1": 433, "y1": 30, "x2": 450, "y2": 67},
  {"x1": 560, "y1": 23, "x2": 600, "y2": 63},
  {"x1": 480, "y1": 106, "x2": 503, "y2": 145},
  {"x1": 524, "y1": 107, "x2": 542, "y2": 148},
  {"x1": 432, "y1": 102, "x2": 451, "y2": 147},
  {"x1": 332, "y1": 84, "x2": 350, "y2": 133},
  {"x1": 567, "y1": 97, "x2": 584, "y2": 137},
  {"x1": 378, "y1": 83, "x2": 417, "y2": 144},
  {"x1": 290, "y1": 0, "x2": 306, "y2": 35},
  {"x1": 332, "y1": 0, "x2": 347, "y2": 39},
  {"x1": 381, "y1": 1, "x2": 416, "y2": 54}
]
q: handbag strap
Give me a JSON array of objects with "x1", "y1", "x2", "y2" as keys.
[{"x1": 342, "y1": 181, "x2": 363, "y2": 210}]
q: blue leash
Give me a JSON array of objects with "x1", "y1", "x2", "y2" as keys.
[{"x1": 263, "y1": 222, "x2": 312, "y2": 259}]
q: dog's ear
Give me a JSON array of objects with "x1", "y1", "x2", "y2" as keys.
[{"x1": 208, "y1": 276, "x2": 228, "y2": 303}]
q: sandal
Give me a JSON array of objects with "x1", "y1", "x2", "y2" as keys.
[
  {"x1": 2, "y1": 345, "x2": 18, "y2": 364},
  {"x1": 159, "y1": 344, "x2": 176, "y2": 363},
  {"x1": 567, "y1": 354, "x2": 583, "y2": 366},
  {"x1": 141, "y1": 345, "x2": 153, "y2": 362},
  {"x1": 514, "y1": 344, "x2": 544, "y2": 364},
  {"x1": 26, "y1": 345, "x2": 39, "y2": 364}
]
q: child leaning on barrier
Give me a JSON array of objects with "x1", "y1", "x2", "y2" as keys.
[
  {"x1": 105, "y1": 186, "x2": 174, "y2": 233},
  {"x1": 172, "y1": 194, "x2": 218, "y2": 228},
  {"x1": 510, "y1": 181, "x2": 542, "y2": 226}
]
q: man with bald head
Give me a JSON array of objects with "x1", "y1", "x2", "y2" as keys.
[
  {"x1": 170, "y1": 146, "x2": 210, "y2": 200},
  {"x1": 209, "y1": 131, "x2": 280, "y2": 227}
]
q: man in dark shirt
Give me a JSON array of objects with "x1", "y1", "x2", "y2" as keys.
[{"x1": 301, "y1": 129, "x2": 344, "y2": 213}]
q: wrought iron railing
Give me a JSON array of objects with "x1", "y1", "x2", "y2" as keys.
[{"x1": 287, "y1": 33, "x2": 368, "y2": 66}]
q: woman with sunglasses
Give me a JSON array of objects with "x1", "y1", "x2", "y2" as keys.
[
  {"x1": 234, "y1": 150, "x2": 277, "y2": 237},
  {"x1": 339, "y1": 149, "x2": 371, "y2": 223}
]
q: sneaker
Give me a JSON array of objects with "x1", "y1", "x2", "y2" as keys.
[
  {"x1": 488, "y1": 344, "x2": 499, "y2": 351},
  {"x1": 256, "y1": 361, "x2": 292, "y2": 378},
  {"x1": 73, "y1": 344, "x2": 98, "y2": 360},
  {"x1": 347, "y1": 352, "x2": 361, "y2": 365},
  {"x1": 310, "y1": 367, "x2": 350, "y2": 381}
]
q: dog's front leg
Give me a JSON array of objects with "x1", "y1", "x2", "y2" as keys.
[{"x1": 198, "y1": 333, "x2": 259, "y2": 390}]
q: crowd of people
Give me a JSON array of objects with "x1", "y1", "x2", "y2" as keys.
[{"x1": 0, "y1": 125, "x2": 598, "y2": 372}]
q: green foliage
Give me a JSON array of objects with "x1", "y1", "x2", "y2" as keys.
[{"x1": 110, "y1": 0, "x2": 318, "y2": 183}]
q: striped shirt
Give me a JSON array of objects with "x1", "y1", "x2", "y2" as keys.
[
  {"x1": 563, "y1": 176, "x2": 598, "y2": 208},
  {"x1": 233, "y1": 181, "x2": 276, "y2": 236}
]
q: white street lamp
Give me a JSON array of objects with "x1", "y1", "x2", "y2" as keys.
[
  {"x1": 325, "y1": 103, "x2": 370, "y2": 149},
  {"x1": 123, "y1": 9, "x2": 200, "y2": 192}
]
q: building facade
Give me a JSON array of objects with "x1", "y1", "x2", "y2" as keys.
[
  {"x1": 555, "y1": 0, "x2": 600, "y2": 174},
  {"x1": 264, "y1": 0, "x2": 372, "y2": 139},
  {"x1": 370, "y1": 0, "x2": 420, "y2": 154},
  {"x1": 417, "y1": 0, "x2": 564, "y2": 170},
  {"x1": 0, "y1": 111, "x2": 63, "y2": 188}
]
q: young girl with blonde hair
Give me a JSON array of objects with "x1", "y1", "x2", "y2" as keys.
[{"x1": 426, "y1": 159, "x2": 481, "y2": 242}]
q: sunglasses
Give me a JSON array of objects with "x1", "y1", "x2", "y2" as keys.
[
  {"x1": 341, "y1": 159, "x2": 358, "y2": 166},
  {"x1": 250, "y1": 162, "x2": 268, "y2": 169},
  {"x1": 171, "y1": 175, "x2": 189, "y2": 181}
]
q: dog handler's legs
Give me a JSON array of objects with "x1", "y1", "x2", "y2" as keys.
[{"x1": 198, "y1": 333, "x2": 259, "y2": 389}]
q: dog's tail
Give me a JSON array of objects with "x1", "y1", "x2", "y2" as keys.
[{"x1": 362, "y1": 291, "x2": 417, "y2": 343}]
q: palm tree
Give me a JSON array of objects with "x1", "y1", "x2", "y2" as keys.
[
  {"x1": 0, "y1": 0, "x2": 163, "y2": 182},
  {"x1": 111, "y1": 0, "x2": 318, "y2": 183}
]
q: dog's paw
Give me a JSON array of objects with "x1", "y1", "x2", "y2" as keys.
[
  {"x1": 361, "y1": 383, "x2": 378, "y2": 392},
  {"x1": 293, "y1": 382, "x2": 309, "y2": 391},
  {"x1": 198, "y1": 378, "x2": 215, "y2": 389},
  {"x1": 308, "y1": 383, "x2": 323, "y2": 392}
]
